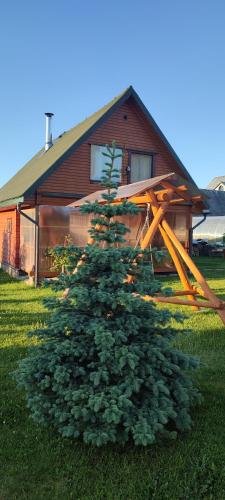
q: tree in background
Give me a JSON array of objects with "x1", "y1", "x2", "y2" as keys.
[{"x1": 14, "y1": 142, "x2": 201, "y2": 446}]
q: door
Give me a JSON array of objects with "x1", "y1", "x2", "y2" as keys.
[{"x1": 130, "y1": 153, "x2": 153, "y2": 183}]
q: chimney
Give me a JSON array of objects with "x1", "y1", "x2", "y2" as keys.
[{"x1": 45, "y1": 112, "x2": 54, "y2": 151}]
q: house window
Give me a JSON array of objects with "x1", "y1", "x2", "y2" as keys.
[
  {"x1": 130, "y1": 153, "x2": 153, "y2": 183},
  {"x1": 90, "y1": 145, "x2": 122, "y2": 181}
]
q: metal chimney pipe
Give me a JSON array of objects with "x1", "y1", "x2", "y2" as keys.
[{"x1": 45, "y1": 112, "x2": 54, "y2": 151}]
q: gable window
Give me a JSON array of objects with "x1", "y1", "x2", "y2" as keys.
[
  {"x1": 130, "y1": 153, "x2": 153, "y2": 183},
  {"x1": 90, "y1": 145, "x2": 122, "y2": 181}
]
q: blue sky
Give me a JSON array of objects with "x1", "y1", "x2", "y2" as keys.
[{"x1": 0, "y1": 0, "x2": 225, "y2": 188}]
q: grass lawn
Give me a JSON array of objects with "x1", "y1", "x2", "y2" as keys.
[{"x1": 1, "y1": 256, "x2": 225, "y2": 499}]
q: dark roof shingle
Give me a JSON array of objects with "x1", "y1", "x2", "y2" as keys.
[{"x1": 202, "y1": 189, "x2": 225, "y2": 216}]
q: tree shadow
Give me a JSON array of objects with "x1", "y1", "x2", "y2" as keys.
[
  {"x1": 0, "y1": 298, "x2": 45, "y2": 305},
  {"x1": 0, "y1": 268, "x2": 15, "y2": 284},
  {"x1": 0, "y1": 310, "x2": 49, "y2": 333}
]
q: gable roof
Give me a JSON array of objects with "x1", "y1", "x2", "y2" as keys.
[
  {"x1": 0, "y1": 86, "x2": 198, "y2": 206},
  {"x1": 207, "y1": 176, "x2": 225, "y2": 190},
  {"x1": 202, "y1": 189, "x2": 225, "y2": 216}
]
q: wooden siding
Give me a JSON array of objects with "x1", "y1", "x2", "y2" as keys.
[
  {"x1": 0, "y1": 208, "x2": 20, "y2": 268},
  {"x1": 37, "y1": 96, "x2": 187, "y2": 204}
]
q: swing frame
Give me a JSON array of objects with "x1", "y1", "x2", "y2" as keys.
[{"x1": 70, "y1": 173, "x2": 225, "y2": 325}]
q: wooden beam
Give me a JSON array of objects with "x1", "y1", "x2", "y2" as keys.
[
  {"x1": 154, "y1": 190, "x2": 175, "y2": 202},
  {"x1": 168, "y1": 198, "x2": 191, "y2": 205},
  {"x1": 140, "y1": 203, "x2": 168, "y2": 249},
  {"x1": 161, "y1": 181, "x2": 192, "y2": 200},
  {"x1": 146, "y1": 190, "x2": 199, "y2": 309},
  {"x1": 159, "y1": 215, "x2": 225, "y2": 323},
  {"x1": 169, "y1": 290, "x2": 198, "y2": 296},
  {"x1": 142, "y1": 295, "x2": 225, "y2": 310},
  {"x1": 147, "y1": 188, "x2": 225, "y2": 323},
  {"x1": 192, "y1": 285, "x2": 206, "y2": 297},
  {"x1": 128, "y1": 194, "x2": 152, "y2": 204},
  {"x1": 161, "y1": 221, "x2": 219, "y2": 302}
]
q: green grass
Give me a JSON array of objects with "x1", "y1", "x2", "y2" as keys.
[{"x1": 1, "y1": 257, "x2": 225, "y2": 499}]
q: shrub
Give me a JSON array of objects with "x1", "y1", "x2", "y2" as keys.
[{"x1": 46, "y1": 235, "x2": 82, "y2": 274}]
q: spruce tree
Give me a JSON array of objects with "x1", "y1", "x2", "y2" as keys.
[{"x1": 14, "y1": 142, "x2": 201, "y2": 446}]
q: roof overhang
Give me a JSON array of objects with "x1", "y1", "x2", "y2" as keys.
[{"x1": 0, "y1": 196, "x2": 24, "y2": 208}]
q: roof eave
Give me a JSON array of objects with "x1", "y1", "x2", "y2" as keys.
[{"x1": 0, "y1": 195, "x2": 24, "y2": 208}]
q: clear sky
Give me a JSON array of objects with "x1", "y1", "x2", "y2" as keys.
[{"x1": 0, "y1": 0, "x2": 225, "y2": 189}]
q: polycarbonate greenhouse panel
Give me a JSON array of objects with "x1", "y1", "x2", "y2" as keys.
[
  {"x1": 20, "y1": 208, "x2": 35, "y2": 273},
  {"x1": 20, "y1": 204, "x2": 191, "y2": 275},
  {"x1": 39, "y1": 205, "x2": 71, "y2": 273}
]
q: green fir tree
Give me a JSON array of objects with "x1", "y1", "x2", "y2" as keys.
[{"x1": 14, "y1": 142, "x2": 201, "y2": 446}]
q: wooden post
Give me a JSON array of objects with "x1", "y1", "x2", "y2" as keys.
[
  {"x1": 159, "y1": 213, "x2": 225, "y2": 324},
  {"x1": 142, "y1": 294, "x2": 225, "y2": 309},
  {"x1": 140, "y1": 203, "x2": 168, "y2": 249},
  {"x1": 157, "y1": 226, "x2": 199, "y2": 310},
  {"x1": 146, "y1": 190, "x2": 199, "y2": 309}
]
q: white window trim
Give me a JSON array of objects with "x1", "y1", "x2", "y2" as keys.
[
  {"x1": 90, "y1": 144, "x2": 122, "y2": 182},
  {"x1": 129, "y1": 152, "x2": 153, "y2": 183}
]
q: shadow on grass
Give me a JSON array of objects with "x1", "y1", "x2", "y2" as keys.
[
  {"x1": 1, "y1": 336, "x2": 225, "y2": 499},
  {"x1": 0, "y1": 311, "x2": 49, "y2": 333},
  {"x1": 0, "y1": 270, "x2": 21, "y2": 284},
  {"x1": 175, "y1": 324, "x2": 225, "y2": 349},
  {"x1": 0, "y1": 297, "x2": 46, "y2": 305}
]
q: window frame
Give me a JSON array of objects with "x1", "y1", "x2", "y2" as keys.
[
  {"x1": 127, "y1": 149, "x2": 155, "y2": 184},
  {"x1": 90, "y1": 143, "x2": 123, "y2": 183}
]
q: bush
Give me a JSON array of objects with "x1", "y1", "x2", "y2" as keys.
[
  {"x1": 46, "y1": 235, "x2": 82, "y2": 274},
  {"x1": 14, "y1": 142, "x2": 201, "y2": 446}
]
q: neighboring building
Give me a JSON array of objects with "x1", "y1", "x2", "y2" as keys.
[
  {"x1": 207, "y1": 176, "x2": 225, "y2": 191},
  {"x1": 202, "y1": 189, "x2": 225, "y2": 216},
  {"x1": 0, "y1": 86, "x2": 200, "y2": 278}
]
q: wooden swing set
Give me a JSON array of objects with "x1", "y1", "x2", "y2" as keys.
[{"x1": 70, "y1": 173, "x2": 225, "y2": 325}]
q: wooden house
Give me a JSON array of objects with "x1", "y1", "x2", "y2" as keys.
[{"x1": 0, "y1": 86, "x2": 201, "y2": 280}]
